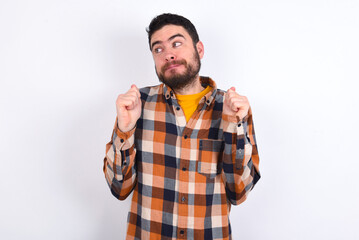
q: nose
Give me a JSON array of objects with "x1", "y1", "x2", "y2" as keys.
[{"x1": 165, "y1": 52, "x2": 176, "y2": 62}]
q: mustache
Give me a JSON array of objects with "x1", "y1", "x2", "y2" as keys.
[{"x1": 161, "y1": 59, "x2": 187, "y2": 72}]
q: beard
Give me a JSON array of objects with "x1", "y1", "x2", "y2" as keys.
[{"x1": 156, "y1": 50, "x2": 201, "y2": 91}]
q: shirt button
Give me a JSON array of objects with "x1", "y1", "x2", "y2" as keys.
[
  {"x1": 206, "y1": 100, "x2": 210, "y2": 104},
  {"x1": 176, "y1": 107, "x2": 180, "y2": 111},
  {"x1": 184, "y1": 135, "x2": 188, "y2": 139},
  {"x1": 120, "y1": 139, "x2": 124, "y2": 143},
  {"x1": 181, "y1": 196, "x2": 186, "y2": 202},
  {"x1": 180, "y1": 229, "x2": 185, "y2": 235},
  {"x1": 238, "y1": 123, "x2": 242, "y2": 127},
  {"x1": 182, "y1": 167, "x2": 186, "y2": 171}
]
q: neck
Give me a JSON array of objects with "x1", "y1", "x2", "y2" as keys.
[{"x1": 173, "y1": 76, "x2": 204, "y2": 95}]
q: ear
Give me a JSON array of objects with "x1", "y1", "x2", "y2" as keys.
[{"x1": 196, "y1": 41, "x2": 204, "y2": 59}]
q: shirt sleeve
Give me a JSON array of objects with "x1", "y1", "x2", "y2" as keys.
[
  {"x1": 221, "y1": 107, "x2": 261, "y2": 205},
  {"x1": 103, "y1": 118, "x2": 137, "y2": 200}
]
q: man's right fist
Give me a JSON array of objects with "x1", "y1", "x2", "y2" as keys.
[{"x1": 116, "y1": 84, "x2": 142, "y2": 132}]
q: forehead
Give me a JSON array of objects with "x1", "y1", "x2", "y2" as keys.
[{"x1": 150, "y1": 25, "x2": 191, "y2": 45}]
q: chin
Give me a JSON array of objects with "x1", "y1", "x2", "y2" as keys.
[{"x1": 166, "y1": 69, "x2": 184, "y2": 77}]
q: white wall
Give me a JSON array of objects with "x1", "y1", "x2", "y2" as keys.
[{"x1": 1, "y1": 0, "x2": 358, "y2": 239}]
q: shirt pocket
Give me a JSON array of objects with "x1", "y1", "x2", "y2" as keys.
[{"x1": 197, "y1": 139, "x2": 224, "y2": 179}]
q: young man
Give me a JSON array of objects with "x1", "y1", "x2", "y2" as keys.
[{"x1": 103, "y1": 13, "x2": 260, "y2": 240}]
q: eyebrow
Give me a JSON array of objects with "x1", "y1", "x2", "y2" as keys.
[{"x1": 151, "y1": 33, "x2": 186, "y2": 50}]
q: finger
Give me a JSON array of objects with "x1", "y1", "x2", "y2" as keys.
[
  {"x1": 231, "y1": 96, "x2": 248, "y2": 105},
  {"x1": 118, "y1": 93, "x2": 138, "y2": 102},
  {"x1": 127, "y1": 89, "x2": 139, "y2": 98},
  {"x1": 226, "y1": 94, "x2": 241, "y2": 109},
  {"x1": 226, "y1": 87, "x2": 236, "y2": 94},
  {"x1": 230, "y1": 100, "x2": 243, "y2": 112},
  {"x1": 118, "y1": 98, "x2": 136, "y2": 109},
  {"x1": 227, "y1": 92, "x2": 247, "y2": 102},
  {"x1": 225, "y1": 88, "x2": 236, "y2": 105},
  {"x1": 231, "y1": 101, "x2": 249, "y2": 113},
  {"x1": 125, "y1": 89, "x2": 140, "y2": 102},
  {"x1": 130, "y1": 84, "x2": 141, "y2": 98},
  {"x1": 226, "y1": 92, "x2": 241, "y2": 101},
  {"x1": 118, "y1": 95, "x2": 138, "y2": 108},
  {"x1": 230, "y1": 98, "x2": 248, "y2": 109}
]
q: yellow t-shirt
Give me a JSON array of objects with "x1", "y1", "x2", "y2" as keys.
[{"x1": 176, "y1": 85, "x2": 212, "y2": 122}]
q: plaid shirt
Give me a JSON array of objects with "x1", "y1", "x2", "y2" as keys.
[{"x1": 103, "y1": 77, "x2": 260, "y2": 240}]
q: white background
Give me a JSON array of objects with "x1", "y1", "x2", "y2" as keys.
[{"x1": 1, "y1": 0, "x2": 358, "y2": 239}]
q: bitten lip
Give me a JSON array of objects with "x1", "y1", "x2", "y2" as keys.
[{"x1": 166, "y1": 64, "x2": 182, "y2": 71}]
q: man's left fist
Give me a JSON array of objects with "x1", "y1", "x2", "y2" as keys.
[{"x1": 223, "y1": 87, "x2": 250, "y2": 121}]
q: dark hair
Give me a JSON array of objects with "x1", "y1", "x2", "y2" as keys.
[{"x1": 146, "y1": 13, "x2": 200, "y2": 50}]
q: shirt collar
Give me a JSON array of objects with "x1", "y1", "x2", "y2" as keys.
[
  {"x1": 163, "y1": 76, "x2": 217, "y2": 105},
  {"x1": 200, "y1": 76, "x2": 217, "y2": 106}
]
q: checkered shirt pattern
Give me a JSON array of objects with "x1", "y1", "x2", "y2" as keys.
[{"x1": 103, "y1": 77, "x2": 260, "y2": 240}]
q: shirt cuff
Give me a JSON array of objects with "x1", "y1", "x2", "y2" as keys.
[
  {"x1": 222, "y1": 114, "x2": 248, "y2": 134},
  {"x1": 113, "y1": 118, "x2": 136, "y2": 151},
  {"x1": 222, "y1": 113, "x2": 249, "y2": 124}
]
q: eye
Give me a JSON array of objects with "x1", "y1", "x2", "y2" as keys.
[
  {"x1": 153, "y1": 47, "x2": 163, "y2": 54},
  {"x1": 173, "y1": 41, "x2": 182, "y2": 48}
]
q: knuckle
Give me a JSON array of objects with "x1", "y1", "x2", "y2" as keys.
[{"x1": 116, "y1": 95, "x2": 123, "y2": 102}]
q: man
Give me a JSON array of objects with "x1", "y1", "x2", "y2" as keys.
[{"x1": 103, "y1": 13, "x2": 260, "y2": 240}]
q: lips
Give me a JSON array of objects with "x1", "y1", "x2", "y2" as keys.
[
  {"x1": 166, "y1": 64, "x2": 181, "y2": 71},
  {"x1": 162, "y1": 60, "x2": 187, "y2": 72}
]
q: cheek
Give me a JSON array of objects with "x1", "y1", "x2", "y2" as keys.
[
  {"x1": 154, "y1": 63, "x2": 163, "y2": 74},
  {"x1": 153, "y1": 57, "x2": 163, "y2": 67}
]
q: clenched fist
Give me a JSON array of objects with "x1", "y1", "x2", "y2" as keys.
[
  {"x1": 223, "y1": 87, "x2": 250, "y2": 121},
  {"x1": 116, "y1": 84, "x2": 142, "y2": 132}
]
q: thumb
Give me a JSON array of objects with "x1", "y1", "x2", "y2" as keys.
[
  {"x1": 227, "y1": 86, "x2": 236, "y2": 93},
  {"x1": 130, "y1": 84, "x2": 141, "y2": 98}
]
